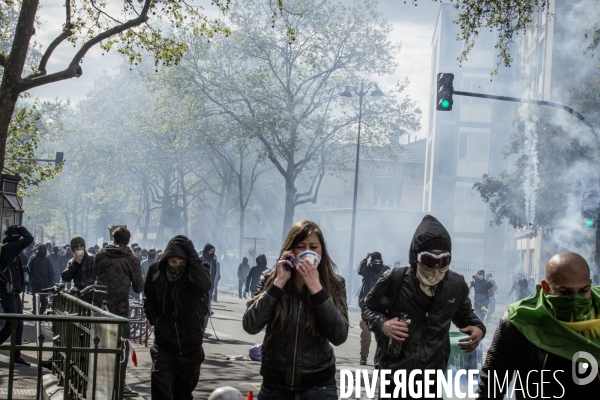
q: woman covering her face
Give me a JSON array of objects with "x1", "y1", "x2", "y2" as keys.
[{"x1": 242, "y1": 220, "x2": 349, "y2": 400}]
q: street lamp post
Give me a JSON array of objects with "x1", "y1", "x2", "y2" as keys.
[{"x1": 341, "y1": 81, "x2": 383, "y2": 305}]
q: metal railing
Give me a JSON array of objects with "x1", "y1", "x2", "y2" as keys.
[{"x1": 0, "y1": 292, "x2": 128, "y2": 400}]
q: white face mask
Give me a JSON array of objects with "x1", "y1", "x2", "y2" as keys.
[
  {"x1": 416, "y1": 262, "x2": 449, "y2": 297},
  {"x1": 75, "y1": 250, "x2": 85, "y2": 257}
]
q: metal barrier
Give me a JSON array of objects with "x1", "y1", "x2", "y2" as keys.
[
  {"x1": 127, "y1": 299, "x2": 151, "y2": 346},
  {"x1": 0, "y1": 292, "x2": 128, "y2": 400}
]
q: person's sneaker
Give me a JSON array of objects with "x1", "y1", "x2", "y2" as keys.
[
  {"x1": 15, "y1": 356, "x2": 31, "y2": 366},
  {"x1": 122, "y1": 383, "x2": 138, "y2": 397},
  {"x1": 360, "y1": 355, "x2": 367, "y2": 365}
]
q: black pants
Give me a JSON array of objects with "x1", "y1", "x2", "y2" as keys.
[
  {"x1": 150, "y1": 346, "x2": 202, "y2": 400},
  {"x1": 0, "y1": 292, "x2": 24, "y2": 357},
  {"x1": 238, "y1": 279, "x2": 244, "y2": 297}
]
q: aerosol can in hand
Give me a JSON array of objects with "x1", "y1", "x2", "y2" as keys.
[{"x1": 387, "y1": 313, "x2": 410, "y2": 358}]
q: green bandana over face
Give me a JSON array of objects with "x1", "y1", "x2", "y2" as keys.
[
  {"x1": 508, "y1": 285, "x2": 600, "y2": 361},
  {"x1": 544, "y1": 292, "x2": 594, "y2": 322}
]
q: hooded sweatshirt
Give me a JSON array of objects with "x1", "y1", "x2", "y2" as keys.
[
  {"x1": 245, "y1": 254, "x2": 269, "y2": 295},
  {"x1": 28, "y1": 248, "x2": 55, "y2": 290},
  {"x1": 92, "y1": 243, "x2": 143, "y2": 317},
  {"x1": 201, "y1": 243, "x2": 220, "y2": 287},
  {"x1": 144, "y1": 235, "x2": 211, "y2": 356},
  {"x1": 361, "y1": 215, "x2": 485, "y2": 372}
]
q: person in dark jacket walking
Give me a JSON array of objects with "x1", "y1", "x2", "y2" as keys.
[
  {"x1": 62, "y1": 236, "x2": 95, "y2": 303},
  {"x1": 243, "y1": 220, "x2": 349, "y2": 400},
  {"x1": 470, "y1": 269, "x2": 494, "y2": 320},
  {"x1": 357, "y1": 251, "x2": 390, "y2": 365},
  {"x1": 144, "y1": 235, "x2": 211, "y2": 400},
  {"x1": 47, "y1": 246, "x2": 62, "y2": 284},
  {"x1": 245, "y1": 254, "x2": 268, "y2": 297},
  {"x1": 92, "y1": 227, "x2": 143, "y2": 396},
  {"x1": 477, "y1": 252, "x2": 600, "y2": 399},
  {"x1": 201, "y1": 243, "x2": 220, "y2": 302},
  {"x1": 27, "y1": 245, "x2": 55, "y2": 314},
  {"x1": 0, "y1": 225, "x2": 34, "y2": 366},
  {"x1": 237, "y1": 257, "x2": 250, "y2": 298},
  {"x1": 362, "y1": 215, "x2": 485, "y2": 399}
]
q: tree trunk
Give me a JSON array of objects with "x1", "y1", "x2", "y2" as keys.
[
  {"x1": 281, "y1": 172, "x2": 297, "y2": 241},
  {"x1": 0, "y1": 0, "x2": 40, "y2": 173},
  {"x1": 179, "y1": 167, "x2": 189, "y2": 237},
  {"x1": 142, "y1": 181, "x2": 151, "y2": 242}
]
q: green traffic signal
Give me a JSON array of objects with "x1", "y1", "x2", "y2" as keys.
[
  {"x1": 586, "y1": 218, "x2": 595, "y2": 228},
  {"x1": 440, "y1": 99, "x2": 450, "y2": 109}
]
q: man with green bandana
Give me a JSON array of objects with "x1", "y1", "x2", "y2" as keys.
[{"x1": 477, "y1": 252, "x2": 600, "y2": 399}]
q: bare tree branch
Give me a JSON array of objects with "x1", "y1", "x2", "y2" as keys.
[{"x1": 18, "y1": 0, "x2": 151, "y2": 92}]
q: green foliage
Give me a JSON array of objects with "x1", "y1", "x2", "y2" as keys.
[
  {"x1": 5, "y1": 101, "x2": 65, "y2": 195},
  {"x1": 450, "y1": 0, "x2": 550, "y2": 75},
  {"x1": 474, "y1": 107, "x2": 596, "y2": 235}
]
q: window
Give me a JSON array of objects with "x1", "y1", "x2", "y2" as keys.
[
  {"x1": 457, "y1": 127, "x2": 490, "y2": 177},
  {"x1": 460, "y1": 75, "x2": 492, "y2": 123},
  {"x1": 320, "y1": 199, "x2": 337, "y2": 208},
  {"x1": 373, "y1": 181, "x2": 403, "y2": 208},
  {"x1": 454, "y1": 185, "x2": 486, "y2": 233}
]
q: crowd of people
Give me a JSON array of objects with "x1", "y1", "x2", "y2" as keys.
[{"x1": 0, "y1": 215, "x2": 598, "y2": 399}]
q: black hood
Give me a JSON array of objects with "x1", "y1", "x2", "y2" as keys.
[
  {"x1": 202, "y1": 243, "x2": 215, "y2": 261},
  {"x1": 158, "y1": 235, "x2": 199, "y2": 273},
  {"x1": 102, "y1": 243, "x2": 132, "y2": 258},
  {"x1": 408, "y1": 215, "x2": 452, "y2": 269},
  {"x1": 256, "y1": 254, "x2": 267, "y2": 268}
]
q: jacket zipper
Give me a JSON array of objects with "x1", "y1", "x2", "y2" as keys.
[
  {"x1": 174, "y1": 323, "x2": 183, "y2": 355},
  {"x1": 291, "y1": 299, "x2": 302, "y2": 386}
]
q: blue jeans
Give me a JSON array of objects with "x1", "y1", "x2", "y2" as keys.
[
  {"x1": 0, "y1": 292, "x2": 24, "y2": 357},
  {"x1": 257, "y1": 384, "x2": 338, "y2": 400}
]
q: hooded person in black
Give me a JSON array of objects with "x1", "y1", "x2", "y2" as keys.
[
  {"x1": 47, "y1": 246, "x2": 62, "y2": 284},
  {"x1": 357, "y1": 251, "x2": 390, "y2": 365},
  {"x1": 144, "y1": 235, "x2": 211, "y2": 400},
  {"x1": 362, "y1": 215, "x2": 485, "y2": 399},
  {"x1": 237, "y1": 256, "x2": 250, "y2": 299},
  {"x1": 27, "y1": 245, "x2": 55, "y2": 314},
  {"x1": 201, "y1": 243, "x2": 220, "y2": 302},
  {"x1": 245, "y1": 254, "x2": 268, "y2": 296},
  {"x1": 0, "y1": 225, "x2": 34, "y2": 366}
]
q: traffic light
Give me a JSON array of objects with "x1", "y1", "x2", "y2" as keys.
[
  {"x1": 581, "y1": 191, "x2": 599, "y2": 229},
  {"x1": 436, "y1": 73, "x2": 454, "y2": 111}
]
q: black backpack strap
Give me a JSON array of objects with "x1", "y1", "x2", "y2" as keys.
[{"x1": 385, "y1": 266, "x2": 409, "y2": 314}]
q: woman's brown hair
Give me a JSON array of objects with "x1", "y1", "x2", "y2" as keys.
[{"x1": 246, "y1": 220, "x2": 348, "y2": 333}]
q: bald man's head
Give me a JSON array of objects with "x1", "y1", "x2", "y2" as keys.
[{"x1": 542, "y1": 252, "x2": 593, "y2": 299}]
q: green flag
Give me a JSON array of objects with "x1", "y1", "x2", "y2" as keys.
[{"x1": 508, "y1": 285, "x2": 600, "y2": 361}]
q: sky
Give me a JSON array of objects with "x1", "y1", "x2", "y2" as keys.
[{"x1": 28, "y1": 0, "x2": 442, "y2": 141}]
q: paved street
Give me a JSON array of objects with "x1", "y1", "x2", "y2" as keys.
[{"x1": 1, "y1": 286, "x2": 507, "y2": 399}]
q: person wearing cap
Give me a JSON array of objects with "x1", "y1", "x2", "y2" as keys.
[
  {"x1": 144, "y1": 235, "x2": 211, "y2": 400},
  {"x1": 470, "y1": 269, "x2": 494, "y2": 320},
  {"x1": 357, "y1": 251, "x2": 390, "y2": 365},
  {"x1": 27, "y1": 244, "x2": 55, "y2": 314},
  {"x1": 362, "y1": 215, "x2": 485, "y2": 398},
  {"x1": 0, "y1": 225, "x2": 34, "y2": 366},
  {"x1": 61, "y1": 235, "x2": 96, "y2": 303},
  {"x1": 237, "y1": 257, "x2": 250, "y2": 299}
]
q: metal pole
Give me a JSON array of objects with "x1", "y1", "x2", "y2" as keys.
[{"x1": 347, "y1": 81, "x2": 365, "y2": 306}]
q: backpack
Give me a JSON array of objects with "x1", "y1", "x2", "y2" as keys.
[{"x1": 373, "y1": 266, "x2": 409, "y2": 368}]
